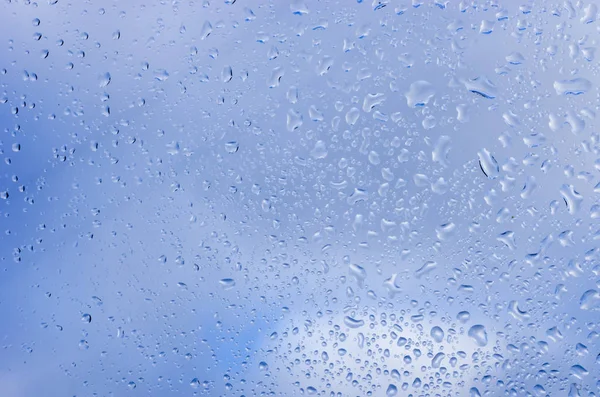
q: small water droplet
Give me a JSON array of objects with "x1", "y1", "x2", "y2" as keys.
[
  {"x1": 430, "y1": 326, "x2": 444, "y2": 343},
  {"x1": 415, "y1": 261, "x2": 437, "y2": 278},
  {"x1": 580, "y1": 289, "x2": 600, "y2": 311},
  {"x1": 310, "y1": 140, "x2": 328, "y2": 159},
  {"x1": 219, "y1": 278, "x2": 236, "y2": 290},
  {"x1": 386, "y1": 384, "x2": 398, "y2": 396},
  {"x1": 478, "y1": 149, "x2": 500, "y2": 179},
  {"x1": 290, "y1": 0, "x2": 309, "y2": 15},
  {"x1": 479, "y1": 20, "x2": 495, "y2": 34},
  {"x1": 224, "y1": 141, "x2": 239, "y2": 153},
  {"x1": 464, "y1": 76, "x2": 498, "y2": 98},
  {"x1": 99, "y1": 72, "x2": 111, "y2": 88},
  {"x1": 153, "y1": 69, "x2": 169, "y2": 81},
  {"x1": 343, "y1": 316, "x2": 365, "y2": 329},
  {"x1": 200, "y1": 21, "x2": 213, "y2": 39}
]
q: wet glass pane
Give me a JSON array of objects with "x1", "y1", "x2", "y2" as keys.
[{"x1": 1, "y1": 0, "x2": 599, "y2": 396}]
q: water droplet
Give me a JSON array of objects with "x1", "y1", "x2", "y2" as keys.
[
  {"x1": 99, "y1": 72, "x2": 111, "y2": 88},
  {"x1": 368, "y1": 151, "x2": 380, "y2": 165},
  {"x1": 560, "y1": 184, "x2": 583, "y2": 214},
  {"x1": 415, "y1": 261, "x2": 437, "y2": 278},
  {"x1": 343, "y1": 316, "x2": 365, "y2": 329},
  {"x1": 479, "y1": 20, "x2": 495, "y2": 34},
  {"x1": 468, "y1": 324, "x2": 488, "y2": 346},
  {"x1": 219, "y1": 278, "x2": 236, "y2": 290},
  {"x1": 224, "y1": 141, "x2": 239, "y2": 153},
  {"x1": 362, "y1": 93, "x2": 385, "y2": 112},
  {"x1": 81, "y1": 313, "x2": 92, "y2": 323},
  {"x1": 430, "y1": 326, "x2": 444, "y2": 343},
  {"x1": 290, "y1": 0, "x2": 309, "y2": 15},
  {"x1": 431, "y1": 352, "x2": 445, "y2": 368},
  {"x1": 435, "y1": 223, "x2": 455, "y2": 241},
  {"x1": 508, "y1": 300, "x2": 530, "y2": 320},
  {"x1": 345, "y1": 107, "x2": 360, "y2": 125},
  {"x1": 581, "y1": 3, "x2": 597, "y2": 24},
  {"x1": 580, "y1": 289, "x2": 600, "y2": 310},
  {"x1": 221, "y1": 66, "x2": 233, "y2": 83},
  {"x1": 464, "y1": 76, "x2": 498, "y2": 99},
  {"x1": 405, "y1": 80, "x2": 435, "y2": 107},
  {"x1": 286, "y1": 109, "x2": 303, "y2": 131},
  {"x1": 310, "y1": 140, "x2": 328, "y2": 159},
  {"x1": 470, "y1": 387, "x2": 482, "y2": 397},
  {"x1": 554, "y1": 78, "x2": 592, "y2": 95},
  {"x1": 267, "y1": 66, "x2": 284, "y2": 88},
  {"x1": 506, "y1": 52, "x2": 525, "y2": 64},
  {"x1": 347, "y1": 188, "x2": 368, "y2": 205},
  {"x1": 154, "y1": 69, "x2": 169, "y2": 81},
  {"x1": 432, "y1": 136, "x2": 451, "y2": 166},
  {"x1": 570, "y1": 364, "x2": 589, "y2": 379},
  {"x1": 200, "y1": 21, "x2": 213, "y2": 40},
  {"x1": 478, "y1": 149, "x2": 500, "y2": 179}
]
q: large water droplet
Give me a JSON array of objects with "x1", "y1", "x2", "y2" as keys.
[
  {"x1": 430, "y1": 326, "x2": 444, "y2": 343},
  {"x1": 99, "y1": 72, "x2": 111, "y2": 87},
  {"x1": 464, "y1": 76, "x2": 498, "y2": 99},
  {"x1": 290, "y1": 0, "x2": 309, "y2": 15},
  {"x1": 506, "y1": 52, "x2": 525, "y2": 65},
  {"x1": 405, "y1": 80, "x2": 435, "y2": 107},
  {"x1": 219, "y1": 278, "x2": 236, "y2": 290},
  {"x1": 580, "y1": 289, "x2": 600, "y2": 310},
  {"x1": 415, "y1": 261, "x2": 437, "y2": 278},
  {"x1": 554, "y1": 78, "x2": 592, "y2": 95},
  {"x1": 287, "y1": 109, "x2": 303, "y2": 131},
  {"x1": 560, "y1": 184, "x2": 583, "y2": 214},
  {"x1": 479, "y1": 20, "x2": 495, "y2": 34},
  {"x1": 570, "y1": 364, "x2": 589, "y2": 379},
  {"x1": 200, "y1": 21, "x2": 213, "y2": 40},
  {"x1": 224, "y1": 141, "x2": 239, "y2": 154},
  {"x1": 431, "y1": 352, "x2": 445, "y2": 368},
  {"x1": 343, "y1": 316, "x2": 365, "y2": 329},
  {"x1": 468, "y1": 324, "x2": 488, "y2": 346},
  {"x1": 478, "y1": 149, "x2": 500, "y2": 179},
  {"x1": 310, "y1": 140, "x2": 328, "y2": 159},
  {"x1": 386, "y1": 384, "x2": 398, "y2": 396}
]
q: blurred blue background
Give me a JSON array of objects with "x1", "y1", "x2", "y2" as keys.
[{"x1": 1, "y1": 0, "x2": 599, "y2": 396}]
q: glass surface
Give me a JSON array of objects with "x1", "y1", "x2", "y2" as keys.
[{"x1": 1, "y1": 1, "x2": 599, "y2": 396}]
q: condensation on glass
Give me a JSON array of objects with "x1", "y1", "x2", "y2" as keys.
[{"x1": 0, "y1": 0, "x2": 599, "y2": 396}]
